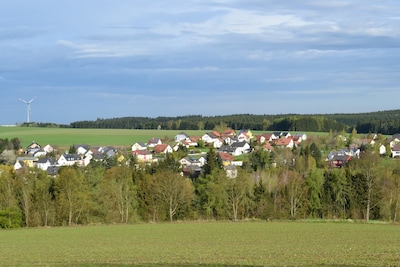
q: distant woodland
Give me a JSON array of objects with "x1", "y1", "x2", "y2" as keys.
[{"x1": 62, "y1": 109, "x2": 400, "y2": 134}]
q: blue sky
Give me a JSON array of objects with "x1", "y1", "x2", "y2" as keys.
[{"x1": 1, "y1": 1, "x2": 400, "y2": 125}]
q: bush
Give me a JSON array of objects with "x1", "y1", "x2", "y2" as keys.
[{"x1": 0, "y1": 207, "x2": 22, "y2": 229}]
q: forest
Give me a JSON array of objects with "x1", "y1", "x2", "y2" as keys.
[
  {"x1": 62, "y1": 109, "x2": 400, "y2": 135},
  {"x1": 1, "y1": 130, "x2": 400, "y2": 228}
]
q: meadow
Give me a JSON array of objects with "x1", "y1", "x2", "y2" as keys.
[
  {"x1": 0, "y1": 127, "x2": 208, "y2": 149},
  {"x1": 1, "y1": 221, "x2": 400, "y2": 266}
]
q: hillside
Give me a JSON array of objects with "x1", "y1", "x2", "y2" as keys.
[{"x1": 63, "y1": 109, "x2": 400, "y2": 134}]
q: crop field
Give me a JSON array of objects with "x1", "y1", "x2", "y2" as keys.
[
  {"x1": 1, "y1": 221, "x2": 400, "y2": 266},
  {"x1": 0, "y1": 127, "x2": 207, "y2": 149}
]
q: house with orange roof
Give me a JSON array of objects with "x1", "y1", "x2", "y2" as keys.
[
  {"x1": 274, "y1": 137, "x2": 294, "y2": 148},
  {"x1": 153, "y1": 144, "x2": 173, "y2": 154}
]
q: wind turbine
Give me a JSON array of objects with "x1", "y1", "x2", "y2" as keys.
[{"x1": 19, "y1": 97, "x2": 36, "y2": 123}]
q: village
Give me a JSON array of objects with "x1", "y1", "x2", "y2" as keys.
[{"x1": 12, "y1": 128, "x2": 400, "y2": 178}]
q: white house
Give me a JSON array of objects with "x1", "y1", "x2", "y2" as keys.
[
  {"x1": 74, "y1": 144, "x2": 89, "y2": 155},
  {"x1": 213, "y1": 138, "x2": 224, "y2": 149},
  {"x1": 379, "y1": 144, "x2": 386, "y2": 156},
  {"x1": 231, "y1": 141, "x2": 251, "y2": 154},
  {"x1": 132, "y1": 142, "x2": 147, "y2": 151},
  {"x1": 132, "y1": 150, "x2": 153, "y2": 162},
  {"x1": 147, "y1": 137, "x2": 162, "y2": 148},
  {"x1": 43, "y1": 144, "x2": 54, "y2": 154},
  {"x1": 153, "y1": 144, "x2": 173, "y2": 154},
  {"x1": 201, "y1": 131, "x2": 221, "y2": 144},
  {"x1": 36, "y1": 158, "x2": 57, "y2": 171},
  {"x1": 58, "y1": 154, "x2": 82, "y2": 166},
  {"x1": 175, "y1": 132, "x2": 190, "y2": 142},
  {"x1": 391, "y1": 144, "x2": 400, "y2": 158}
]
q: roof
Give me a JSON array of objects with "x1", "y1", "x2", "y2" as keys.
[
  {"x1": 219, "y1": 152, "x2": 234, "y2": 162},
  {"x1": 132, "y1": 149, "x2": 152, "y2": 156},
  {"x1": 153, "y1": 144, "x2": 171, "y2": 153}
]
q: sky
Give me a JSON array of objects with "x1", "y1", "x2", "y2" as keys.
[{"x1": 1, "y1": 1, "x2": 400, "y2": 125}]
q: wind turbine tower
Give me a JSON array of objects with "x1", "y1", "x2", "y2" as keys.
[{"x1": 19, "y1": 97, "x2": 36, "y2": 123}]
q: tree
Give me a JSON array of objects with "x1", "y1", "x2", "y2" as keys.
[
  {"x1": 55, "y1": 167, "x2": 87, "y2": 226},
  {"x1": 305, "y1": 168, "x2": 324, "y2": 218},
  {"x1": 101, "y1": 166, "x2": 136, "y2": 223},
  {"x1": 323, "y1": 168, "x2": 349, "y2": 219},
  {"x1": 153, "y1": 170, "x2": 194, "y2": 221},
  {"x1": 33, "y1": 170, "x2": 54, "y2": 226},
  {"x1": 226, "y1": 170, "x2": 253, "y2": 221},
  {"x1": 15, "y1": 170, "x2": 35, "y2": 227},
  {"x1": 381, "y1": 167, "x2": 400, "y2": 222},
  {"x1": 0, "y1": 150, "x2": 16, "y2": 165},
  {"x1": 286, "y1": 170, "x2": 305, "y2": 220},
  {"x1": 202, "y1": 148, "x2": 222, "y2": 177},
  {"x1": 349, "y1": 151, "x2": 382, "y2": 222}
]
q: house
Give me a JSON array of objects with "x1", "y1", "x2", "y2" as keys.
[
  {"x1": 147, "y1": 137, "x2": 162, "y2": 148},
  {"x1": 74, "y1": 144, "x2": 90, "y2": 155},
  {"x1": 219, "y1": 152, "x2": 234, "y2": 166},
  {"x1": 98, "y1": 146, "x2": 117, "y2": 158},
  {"x1": 389, "y1": 134, "x2": 400, "y2": 148},
  {"x1": 238, "y1": 129, "x2": 253, "y2": 139},
  {"x1": 274, "y1": 137, "x2": 294, "y2": 148},
  {"x1": 153, "y1": 144, "x2": 173, "y2": 154},
  {"x1": 179, "y1": 136, "x2": 199, "y2": 148},
  {"x1": 212, "y1": 138, "x2": 224, "y2": 149},
  {"x1": 328, "y1": 153, "x2": 351, "y2": 168},
  {"x1": 33, "y1": 148, "x2": 47, "y2": 158},
  {"x1": 132, "y1": 150, "x2": 153, "y2": 162},
  {"x1": 256, "y1": 133, "x2": 277, "y2": 144},
  {"x1": 14, "y1": 156, "x2": 37, "y2": 170},
  {"x1": 58, "y1": 154, "x2": 82, "y2": 166},
  {"x1": 132, "y1": 142, "x2": 147, "y2": 151},
  {"x1": 294, "y1": 133, "x2": 307, "y2": 141},
  {"x1": 47, "y1": 165, "x2": 60, "y2": 176},
  {"x1": 33, "y1": 144, "x2": 55, "y2": 157},
  {"x1": 175, "y1": 132, "x2": 190, "y2": 142},
  {"x1": 263, "y1": 143, "x2": 274, "y2": 152},
  {"x1": 218, "y1": 145, "x2": 241, "y2": 156},
  {"x1": 179, "y1": 157, "x2": 203, "y2": 167},
  {"x1": 36, "y1": 157, "x2": 57, "y2": 171},
  {"x1": 222, "y1": 129, "x2": 236, "y2": 139},
  {"x1": 231, "y1": 141, "x2": 251, "y2": 154},
  {"x1": 237, "y1": 132, "x2": 250, "y2": 143},
  {"x1": 379, "y1": 144, "x2": 387, "y2": 156},
  {"x1": 26, "y1": 141, "x2": 41, "y2": 155},
  {"x1": 43, "y1": 144, "x2": 54, "y2": 154},
  {"x1": 391, "y1": 144, "x2": 400, "y2": 158},
  {"x1": 201, "y1": 131, "x2": 221, "y2": 144}
]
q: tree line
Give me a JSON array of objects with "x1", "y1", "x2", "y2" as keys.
[
  {"x1": 1, "y1": 138, "x2": 400, "y2": 228},
  {"x1": 61, "y1": 109, "x2": 400, "y2": 135}
]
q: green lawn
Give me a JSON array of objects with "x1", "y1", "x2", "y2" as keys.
[
  {"x1": 1, "y1": 221, "x2": 399, "y2": 266},
  {"x1": 0, "y1": 127, "x2": 206, "y2": 148}
]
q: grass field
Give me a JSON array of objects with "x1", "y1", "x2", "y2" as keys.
[
  {"x1": 0, "y1": 127, "x2": 207, "y2": 149},
  {"x1": 1, "y1": 221, "x2": 400, "y2": 266}
]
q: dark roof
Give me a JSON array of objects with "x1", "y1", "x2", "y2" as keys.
[{"x1": 47, "y1": 166, "x2": 60, "y2": 176}]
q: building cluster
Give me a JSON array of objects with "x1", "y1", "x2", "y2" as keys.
[{"x1": 11, "y1": 130, "x2": 400, "y2": 176}]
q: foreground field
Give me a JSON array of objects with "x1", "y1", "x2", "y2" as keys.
[
  {"x1": 0, "y1": 127, "x2": 207, "y2": 148},
  {"x1": 1, "y1": 221, "x2": 399, "y2": 266}
]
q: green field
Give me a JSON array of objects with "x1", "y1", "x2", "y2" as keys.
[
  {"x1": 1, "y1": 221, "x2": 399, "y2": 266},
  {"x1": 0, "y1": 127, "x2": 207, "y2": 149}
]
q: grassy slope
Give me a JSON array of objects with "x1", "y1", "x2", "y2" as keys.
[
  {"x1": 0, "y1": 221, "x2": 399, "y2": 266},
  {"x1": 0, "y1": 127, "x2": 207, "y2": 148}
]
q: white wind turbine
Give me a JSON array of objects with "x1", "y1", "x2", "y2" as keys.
[{"x1": 19, "y1": 97, "x2": 36, "y2": 123}]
